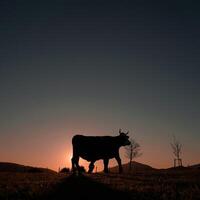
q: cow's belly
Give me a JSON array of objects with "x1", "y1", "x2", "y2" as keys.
[{"x1": 79, "y1": 151, "x2": 116, "y2": 161}]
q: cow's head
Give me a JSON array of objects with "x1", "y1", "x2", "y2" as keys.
[{"x1": 118, "y1": 129, "x2": 131, "y2": 146}]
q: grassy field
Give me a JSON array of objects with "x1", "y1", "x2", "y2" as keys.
[
  {"x1": 89, "y1": 169, "x2": 200, "y2": 200},
  {"x1": 0, "y1": 168, "x2": 200, "y2": 200},
  {"x1": 0, "y1": 172, "x2": 66, "y2": 200}
]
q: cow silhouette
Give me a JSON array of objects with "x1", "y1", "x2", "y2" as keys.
[{"x1": 71, "y1": 129, "x2": 131, "y2": 174}]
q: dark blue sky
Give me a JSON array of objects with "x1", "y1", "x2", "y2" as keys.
[{"x1": 0, "y1": 0, "x2": 200, "y2": 169}]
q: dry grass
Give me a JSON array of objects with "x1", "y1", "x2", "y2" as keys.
[
  {"x1": 88, "y1": 169, "x2": 200, "y2": 200},
  {"x1": 0, "y1": 172, "x2": 66, "y2": 199},
  {"x1": 0, "y1": 169, "x2": 200, "y2": 200}
]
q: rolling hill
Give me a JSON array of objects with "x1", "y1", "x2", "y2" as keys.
[
  {"x1": 0, "y1": 162, "x2": 56, "y2": 173},
  {"x1": 189, "y1": 163, "x2": 200, "y2": 169},
  {"x1": 109, "y1": 161, "x2": 155, "y2": 173}
]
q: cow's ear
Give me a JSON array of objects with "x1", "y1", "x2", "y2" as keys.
[
  {"x1": 126, "y1": 131, "x2": 129, "y2": 135},
  {"x1": 119, "y1": 129, "x2": 122, "y2": 134}
]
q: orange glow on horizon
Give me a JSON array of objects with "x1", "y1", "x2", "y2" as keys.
[{"x1": 1, "y1": 125, "x2": 199, "y2": 172}]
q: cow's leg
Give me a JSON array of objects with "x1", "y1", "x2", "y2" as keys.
[
  {"x1": 71, "y1": 156, "x2": 80, "y2": 174},
  {"x1": 71, "y1": 157, "x2": 76, "y2": 172},
  {"x1": 103, "y1": 159, "x2": 109, "y2": 173},
  {"x1": 88, "y1": 161, "x2": 95, "y2": 173},
  {"x1": 115, "y1": 155, "x2": 123, "y2": 173}
]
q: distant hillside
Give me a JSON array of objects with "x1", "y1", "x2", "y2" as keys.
[
  {"x1": 165, "y1": 164, "x2": 200, "y2": 170},
  {"x1": 0, "y1": 162, "x2": 56, "y2": 173},
  {"x1": 109, "y1": 161, "x2": 155, "y2": 173},
  {"x1": 189, "y1": 163, "x2": 200, "y2": 169}
]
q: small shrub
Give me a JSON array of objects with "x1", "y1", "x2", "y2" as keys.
[
  {"x1": 79, "y1": 166, "x2": 86, "y2": 173},
  {"x1": 60, "y1": 168, "x2": 70, "y2": 173}
]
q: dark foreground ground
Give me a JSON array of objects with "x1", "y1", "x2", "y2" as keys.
[
  {"x1": 0, "y1": 169, "x2": 200, "y2": 200},
  {"x1": 42, "y1": 174, "x2": 130, "y2": 200}
]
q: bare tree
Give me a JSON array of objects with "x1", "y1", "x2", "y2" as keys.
[
  {"x1": 171, "y1": 136, "x2": 183, "y2": 167},
  {"x1": 125, "y1": 138, "x2": 142, "y2": 171}
]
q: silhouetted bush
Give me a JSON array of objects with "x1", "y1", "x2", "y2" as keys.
[
  {"x1": 79, "y1": 166, "x2": 86, "y2": 173},
  {"x1": 60, "y1": 167, "x2": 70, "y2": 173}
]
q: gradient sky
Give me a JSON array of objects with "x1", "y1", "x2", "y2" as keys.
[{"x1": 0, "y1": 0, "x2": 200, "y2": 171}]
